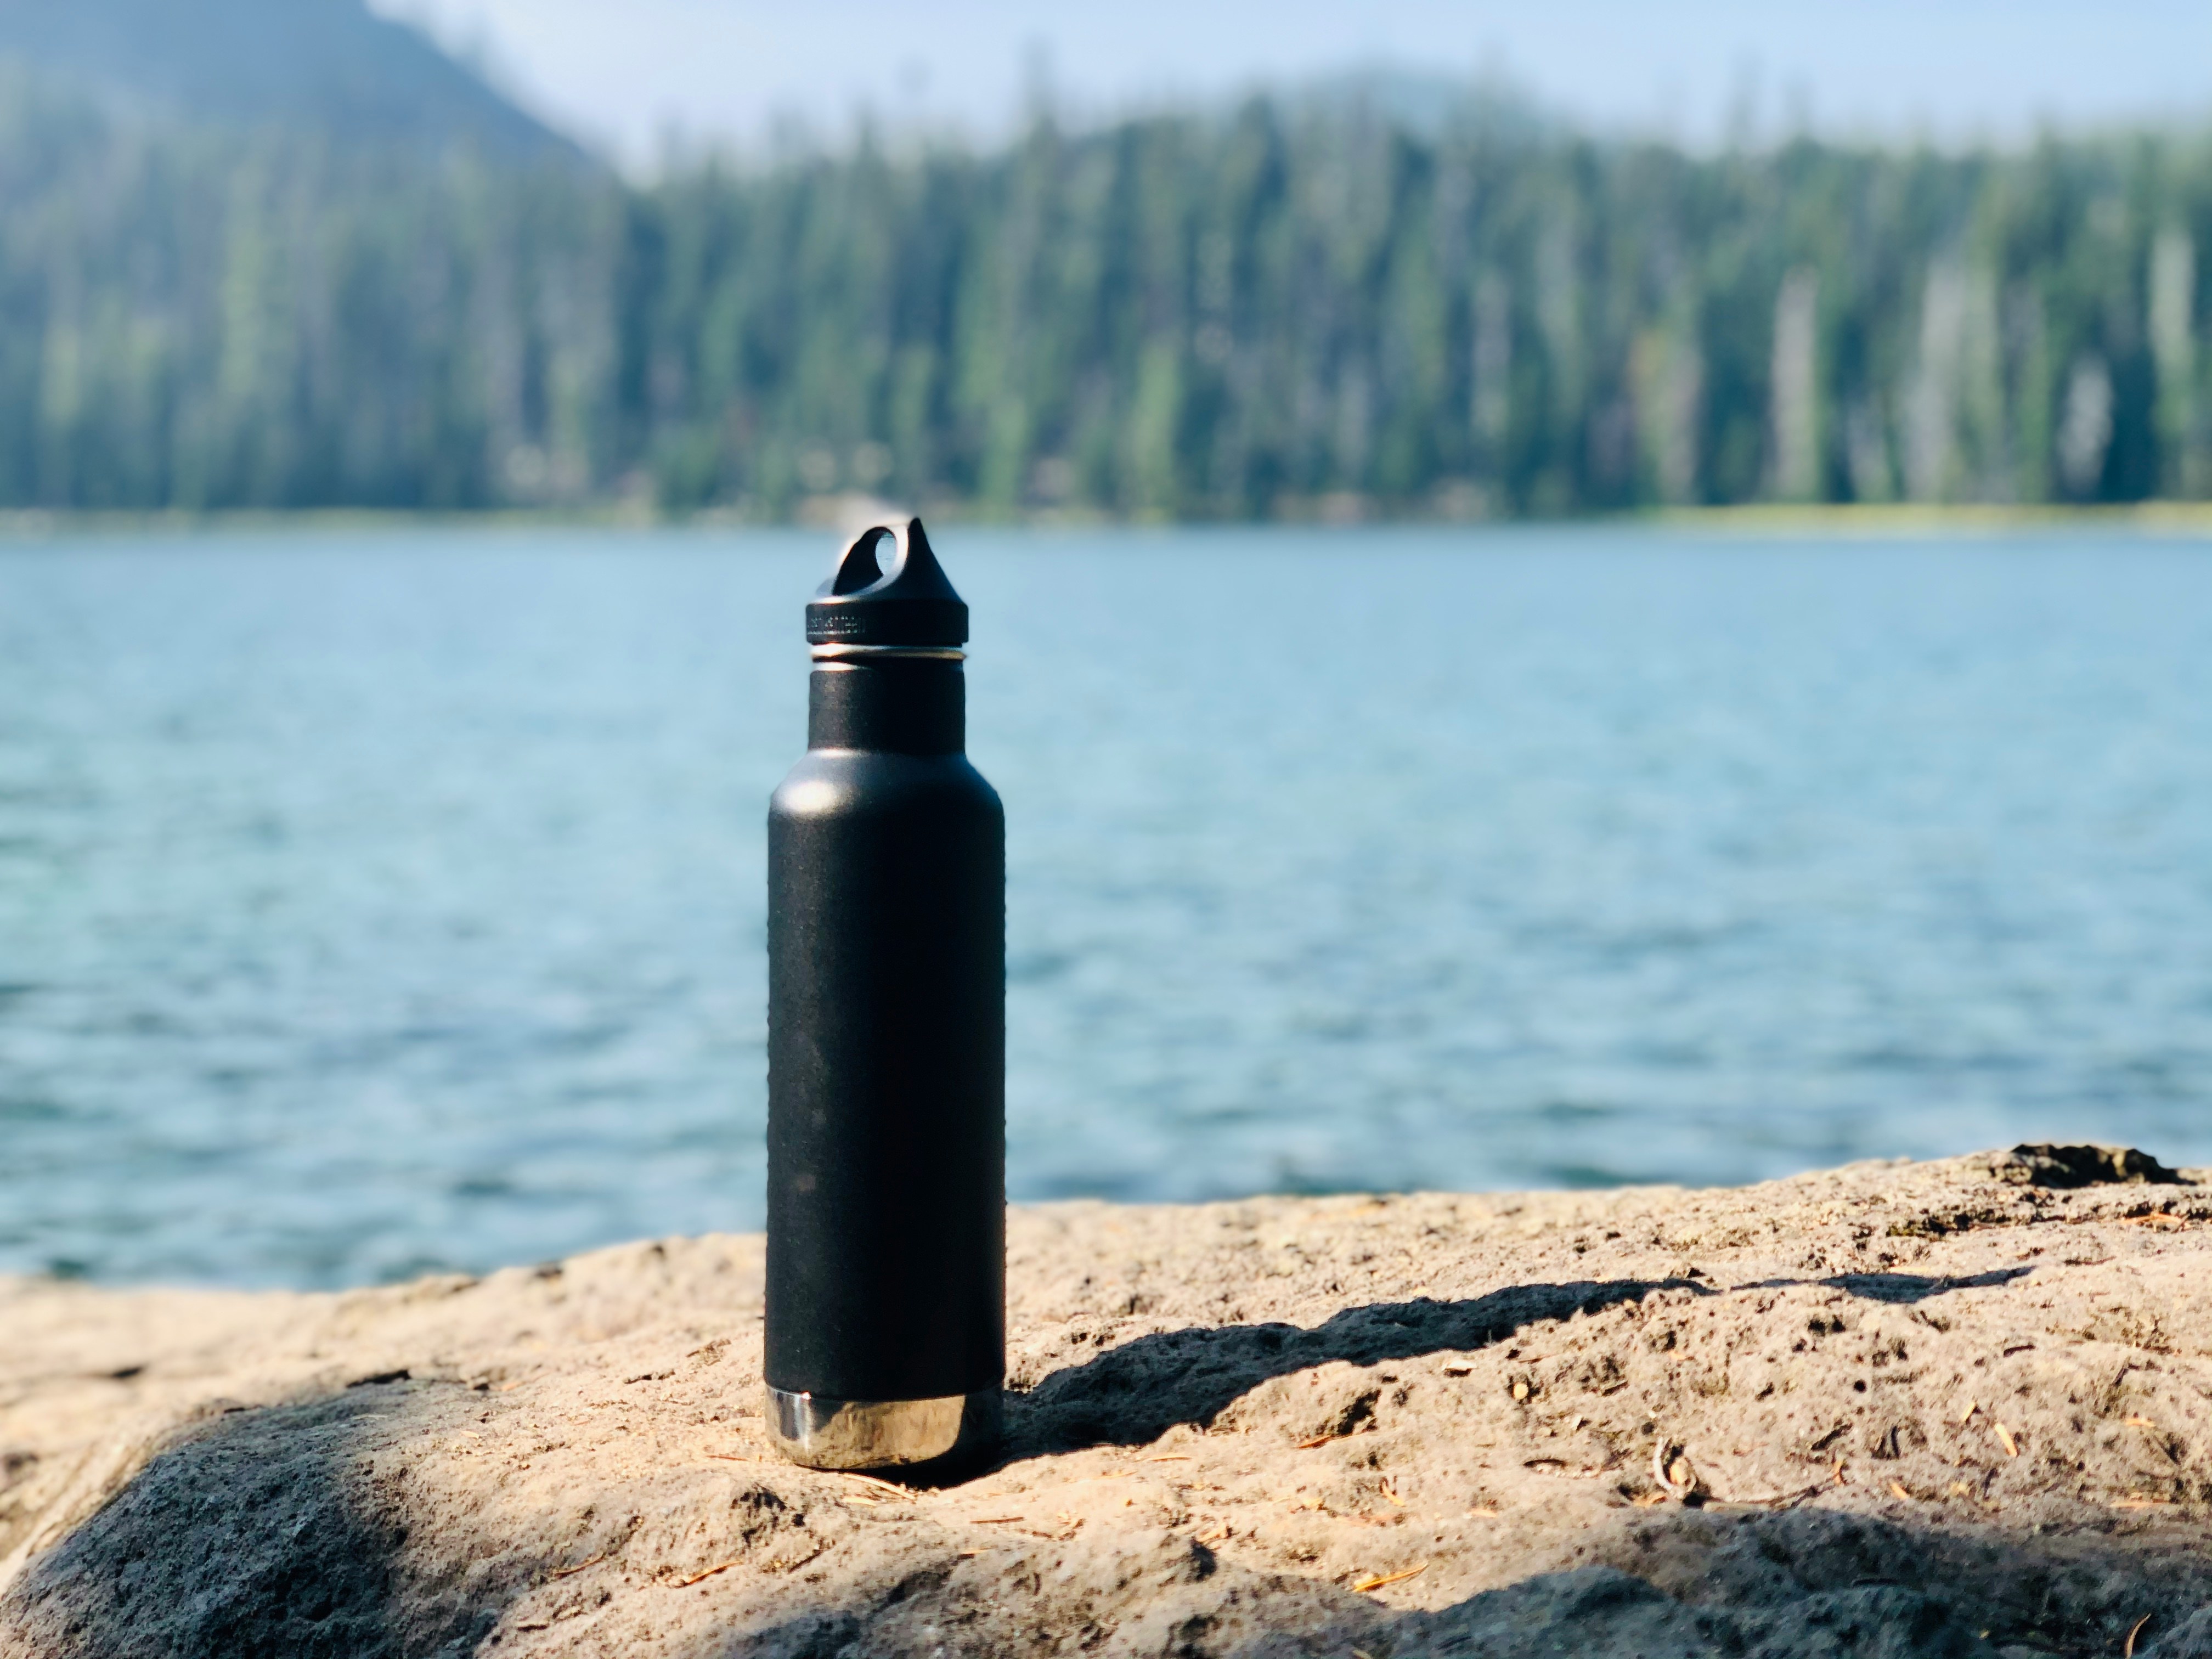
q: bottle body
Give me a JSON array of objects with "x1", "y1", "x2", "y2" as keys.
[{"x1": 765, "y1": 656, "x2": 1005, "y2": 1471}]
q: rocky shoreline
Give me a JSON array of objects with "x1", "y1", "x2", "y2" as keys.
[{"x1": 5, "y1": 1147, "x2": 2212, "y2": 1657}]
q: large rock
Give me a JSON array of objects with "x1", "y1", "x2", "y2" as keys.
[{"x1": 4, "y1": 1152, "x2": 2210, "y2": 1656}]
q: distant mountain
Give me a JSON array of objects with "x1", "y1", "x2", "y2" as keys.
[
  {"x1": 0, "y1": 0, "x2": 586, "y2": 161},
  {"x1": 1286, "y1": 66, "x2": 1560, "y2": 142}
]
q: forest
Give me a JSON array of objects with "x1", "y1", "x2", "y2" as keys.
[{"x1": 4, "y1": 64, "x2": 2210, "y2": 518}]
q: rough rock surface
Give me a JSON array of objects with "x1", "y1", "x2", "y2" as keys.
[{"x1": 6, "y1": 1149, "x2": 2212, "y2": 1656}]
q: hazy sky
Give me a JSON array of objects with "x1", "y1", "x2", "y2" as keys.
[{"x1": 370, "y1": 0, "x2": 2212, "y2": 166}]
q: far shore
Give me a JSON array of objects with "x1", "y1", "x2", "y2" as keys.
[{"x1": 6, "y1": 498, "x2": 2212, "y2": 544}]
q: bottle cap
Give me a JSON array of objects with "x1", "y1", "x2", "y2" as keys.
[{"x1": 805, "y1": 519, "x2": 968, "y2": 648}]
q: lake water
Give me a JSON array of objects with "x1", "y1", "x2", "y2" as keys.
[{"x1": 4, "y1": 524, "x2": 2210, "y2": 1288}]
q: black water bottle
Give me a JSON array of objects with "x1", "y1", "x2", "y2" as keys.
[{"x1": 764, "y1": 518, "x2": 1005, "y2": 1475}]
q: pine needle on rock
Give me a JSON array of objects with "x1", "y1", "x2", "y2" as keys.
[
  {"x1": 842, "y1": 1472, "x2": 914, "y2": 1500},
  {"x1": 1352, "y1": 1564, "x2": 1427, "y2": 1594},
  {"x1": 659, "y1": 1561, "x2": 741, "y2": 1588}
]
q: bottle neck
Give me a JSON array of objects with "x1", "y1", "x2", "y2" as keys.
[{"x1": 807, "y1": 657, "x2": 966, "y2": 754}]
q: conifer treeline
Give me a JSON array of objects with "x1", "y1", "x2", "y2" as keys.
[{"x1": 6, "y1": 68, "x2": 2211, "y2": 516}]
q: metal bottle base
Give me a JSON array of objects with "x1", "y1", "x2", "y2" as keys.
[{"x1": 766, "y1": 1385, "x2": 1002, "y2": 1471}]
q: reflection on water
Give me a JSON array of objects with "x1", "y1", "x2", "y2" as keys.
[{"x1": 2, "y1": 525, "x2": 2209, "y2": 1286}]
